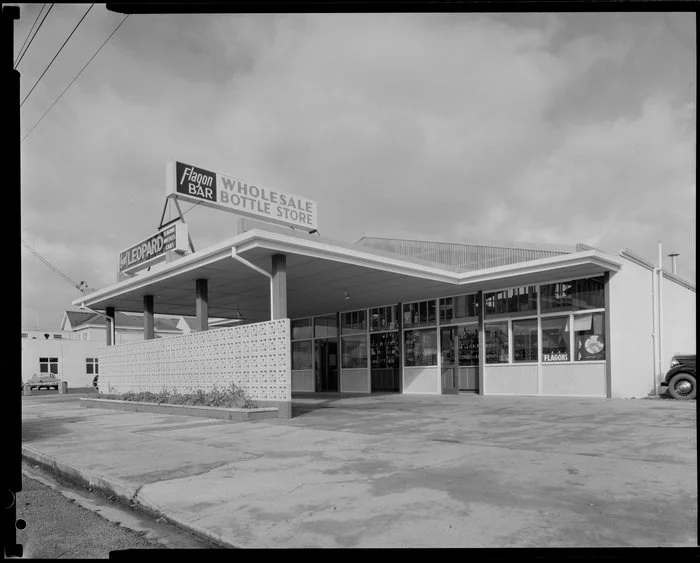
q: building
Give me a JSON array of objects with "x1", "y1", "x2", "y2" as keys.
[{"x1": 73, "y1": 221, "x2": 695, "y2": 413}]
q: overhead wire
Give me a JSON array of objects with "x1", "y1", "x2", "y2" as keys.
[
  {"x1": 22, "y1": 14, "x2": 130, "y2": 143},
  {"x1": 20, "y1": 4, "x2": 95, "y2": 108},
  {"x1": 14, "y1": 3, "x2": 54, "y2": 69},
  {"x1": 14, "y1": 3, "x2": 46, "y2": 67},
  {"x1": 21, "y1": 239, "x2": 85, "y2": 291}
]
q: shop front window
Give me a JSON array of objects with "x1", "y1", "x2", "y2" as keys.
[
  {"x1": 541, "y1": 276, "x2": 604, "y2": 313},
  {"x1": 403, "y1": 300, "x2": 436, "y2": 328},
  {"x1": 485, "y1": 323, "x2": 509, "y2": 364},
  {"x1": 342, "y1": 334, "x2": 368, "y2": 369},
  {"x1": 457, "y1": 326, "x2": 479, "y2": 366},
  {"x1": 292, "y1": 340, "x2": 312, "y2": 370},
  {"x1": 484, "y1": 286, "x2": 537, "y2": 318},
  {"x1": 439, "y1": 294, "x2": 478, "y2": 324},
  {"x1": 291, "y1": 318, "x2": 312, "y2": 340},
  {"x1": 370, "y1": 305, "x2": 399, "y2": 331},
  {"x1": 512, "y1": 319, "x2": 538, "y2": 363},
  {"x1": 573, "y1": 312, "x2": 606, "y2": 361},
  {"x1": 541, "y1": 316, "x2": 571, "y2": 362},
  {"x1": 314, "y1": 314, "x2": 338, "y2": 339},
  {"x1": 404, "y1": 328, "x2": 438, "y2": 366},
  {"x1": 341, "y1": 310, "x2": 367, "y2": 335}
]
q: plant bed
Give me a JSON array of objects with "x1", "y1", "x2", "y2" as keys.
[{"x1": 80, "y1": 384, "x2": 279, "y2": 421}]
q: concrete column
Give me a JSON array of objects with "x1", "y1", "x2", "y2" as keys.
[
  {"x1": 144, "y1": 295, "x2": 155, "y2": 340},
  {"x1": 271, "y1": 254, "x2": 287, "y2": 320},
  {"x1": 106, "y1": 306, "x2": 115, "y2": 346},
  {"x1": 196, "y1": 278, "x2": 208, "y2": 331},
  {"x1": 604, "y1": 272, "x2": 612, "y2": 398},
  {"x1": 477, "y1": 291, "x2": 485, "y2": 396}
]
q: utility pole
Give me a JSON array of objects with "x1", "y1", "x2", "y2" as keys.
[{"x1": 3, "y1": 3, "x2": 22, "y2": 558}]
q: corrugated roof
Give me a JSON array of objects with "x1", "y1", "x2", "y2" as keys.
[{"x1": 355, "y1": 237, "x2": 571, "y2": 272}]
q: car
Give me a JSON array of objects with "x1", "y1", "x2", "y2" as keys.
[
  {"x1": 660, "y1": 354, "x2": 696, "y2": 400},
  {"x1": 25, "y1": 373, "x2": 61, "y2": 391}
]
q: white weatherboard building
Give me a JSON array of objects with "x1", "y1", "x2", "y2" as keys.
[{"x1": 74, "y1": 219, "x2": 695, "y2": 415}]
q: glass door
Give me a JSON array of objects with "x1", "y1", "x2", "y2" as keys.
[
  {"x1": 440, "y1": 327, "x2": 459, "y2": 394},
  {"x1": 315, "y1": 339, "x2": 338, "y2": 392}
]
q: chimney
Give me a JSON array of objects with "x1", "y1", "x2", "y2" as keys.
[{"x1": 668, "y1": 253, "x2": 679, "y2": 274}]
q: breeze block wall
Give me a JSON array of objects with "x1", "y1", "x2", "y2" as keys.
[{"x1": 97, "y1": 319, "x2": 291, "y2": 402}]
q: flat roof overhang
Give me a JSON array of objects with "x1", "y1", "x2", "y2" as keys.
[{"x1": 73, "y1": 229, "x2": 623, "y2": 323}]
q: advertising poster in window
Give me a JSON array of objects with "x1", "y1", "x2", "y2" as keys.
[{"x1": 574, "y1": 313, "x2": 605, "y2": 361}]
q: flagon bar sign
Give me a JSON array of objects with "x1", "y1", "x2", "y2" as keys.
[
  {"x1": 119, "y1": 222, "x2": 189, "y2": 275},
  {"x1": 166, "y1": 159, "x2": 318, "y2": 231}
]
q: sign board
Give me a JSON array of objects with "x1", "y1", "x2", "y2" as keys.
[
  {"x1": 165, "y1": 159, "x2": 318, "y2": 231},
  {"x1": 119, "y1": 222, "x2": 189, "y2": 275}
]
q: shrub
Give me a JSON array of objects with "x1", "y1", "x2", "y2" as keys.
[{"x1": 98, "y1": 381, "x2": 256, "y2": 409}]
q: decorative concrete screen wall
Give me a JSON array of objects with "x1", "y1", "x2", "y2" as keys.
[{"x1": 98, "y1": 319, "x2": 291, "y2": 402}]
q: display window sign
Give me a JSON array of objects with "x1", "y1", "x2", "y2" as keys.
[
  {"x1": 119, "y1": 222, "x2": 189, "y2": 275},
  {"x1": 166, "y1": 159, "x2": 318, "y2": 231}
]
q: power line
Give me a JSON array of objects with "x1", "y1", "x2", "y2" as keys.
[
  {"x1": 21, "y1": 239, "x2": 86, "y2": 292},
  {"x1": 20, "y1": 4, "x2": 95, "y2": 109},
  {"x1": 22, "y1": 14, "x2": 130, "y2": 144},
  {"x1": 14, "y1": 4, "x2": 46, "y2": 67},
  {"x1": 14, "y1": 3, "x2": 54, "y2": 69}
]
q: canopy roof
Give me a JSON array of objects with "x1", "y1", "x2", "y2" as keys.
[{"x1": 74, "y1": 227, "x2": 623, "y2": 323}]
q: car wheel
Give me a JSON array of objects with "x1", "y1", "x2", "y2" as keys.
[{"x1": 668, "y1": 373, "x2": 696, "y2": 400}]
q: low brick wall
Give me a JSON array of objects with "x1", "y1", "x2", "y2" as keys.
[
  {"x1": 80, "y1": 398, "x2": 280, "y2": 421},
  {"x1": 97, "y1": 319, "x2": 291, "y2": 403}
]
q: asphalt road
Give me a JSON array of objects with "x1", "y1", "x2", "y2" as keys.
[{"x1": 16, "y1": 464, "x2": 219, "y2": 558}]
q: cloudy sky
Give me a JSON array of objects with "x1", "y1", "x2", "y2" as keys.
[{"x1": 18, "y1": 6, "x2": 695, "y2": 329}]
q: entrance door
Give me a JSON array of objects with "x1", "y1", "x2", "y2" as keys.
[
  {"x1": 440, "y1": 327, "x2": 459, "y2": 394},
  {"x1": 370, "y1": 332, "x2": 400, "y2": 392},
  {"x1": 315, "y1": 339, "x2": 338, "y2": 392}
]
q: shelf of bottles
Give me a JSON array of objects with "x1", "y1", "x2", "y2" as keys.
[{"x1": 370, "y1": 332, "x2": 400, "y2": 370}]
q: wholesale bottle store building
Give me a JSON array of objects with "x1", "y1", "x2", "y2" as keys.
[{"x1": 75, "y1": 223, "x2": 696, "y2": 413}]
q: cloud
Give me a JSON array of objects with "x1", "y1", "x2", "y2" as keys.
[{"x1": 18, "y1": 10, "x2": 695, "y2": 328}]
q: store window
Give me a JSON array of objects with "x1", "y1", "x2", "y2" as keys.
[
  {"x1": 512, "y1": 319, "x2": 538, "y2": 363},
  {"x1": 370, "y1": 305, "x2": 399, "y2": 331},
  {"x1": 314, "y1": 314, "x2": 338, "y2": 339},
  {"x1": 370, "y1": 332, "x2": 400, "y2": 369},
  {"x1": 292, "y1": 340, "x2": 313, "y2": 370},
  {"x1": 457, "y1": 326, "x2": 479, "y2": 366},
  {"x1": 341, "y1": 334, "x2": 367, "y2": 368},
  {"x1": 341, "y1": 310, "x2": 367, "y2": 335},
  {"x1": 485, "y1": 323, "x2": 509, "y2": 364},
  {"x1": 541, "y1": 316, "x2": 570, "y2": 362},
  {"x1": 439, "y1": 294, "x2": 478, "y2": 324},
  {"x1": 39, "y1": 357, "x2": 58, "y2": 375},
  {"x1": 541, "y1": 276, "x2": 605, "y2": 313},
  {"x1": 484, "y1": 286, "x2": 537, "y2": 318},
  {"x1": 573, "y1": 312, "x2": 606, "y2": 361},
  {"x1": 86, "y1": 358, "x2": 99, "y2": 375},
  {"x1": 403, "y1": 300, "x2": 437, "y2": 328},
  {"x1": 404, "y1": 328, "x2": 438, "y2": 366},
  {"x1": 291, "y1": 318, "x2": 312, "y2": 340}
]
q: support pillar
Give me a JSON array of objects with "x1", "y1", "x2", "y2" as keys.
[
  {"x1": 144, "y1": 295, "x2": 154, "y2": 340},
  {"x1": 106, "y1": 306, "x2": 115, "y2": 346},
  {"x1": 271, "y1": 254, "x2": 287, "y2": 320},
  {"x1": 196, "y1": 278, "x2": 208, "y2": 331},
  {"x1": 477, "y1": 291, "x2": 485, "y2": 396}
]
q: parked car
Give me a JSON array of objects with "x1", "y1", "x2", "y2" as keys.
[
  {"x1": 660, "y1": 354, "x2": 696, "y2": 400},
  {"x1": 25, "y1": 373, "x2": 62, "y2": 390}
]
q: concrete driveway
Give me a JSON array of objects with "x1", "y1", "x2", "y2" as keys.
[{"x1": 21, "y1": 392, "x2": 697, "y2": 548}]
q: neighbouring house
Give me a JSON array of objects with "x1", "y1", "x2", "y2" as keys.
[{"x1": 21, "y1": 311, "x2": 198, "y2": 389}]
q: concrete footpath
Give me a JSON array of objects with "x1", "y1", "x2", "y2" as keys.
[{"x1": 21, "y1": 391, "x2": 697, "y2": 548}]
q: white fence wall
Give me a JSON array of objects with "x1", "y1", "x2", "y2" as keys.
[{"x1": 98, "y1": 319, "x2": 291, "y2": 402}]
